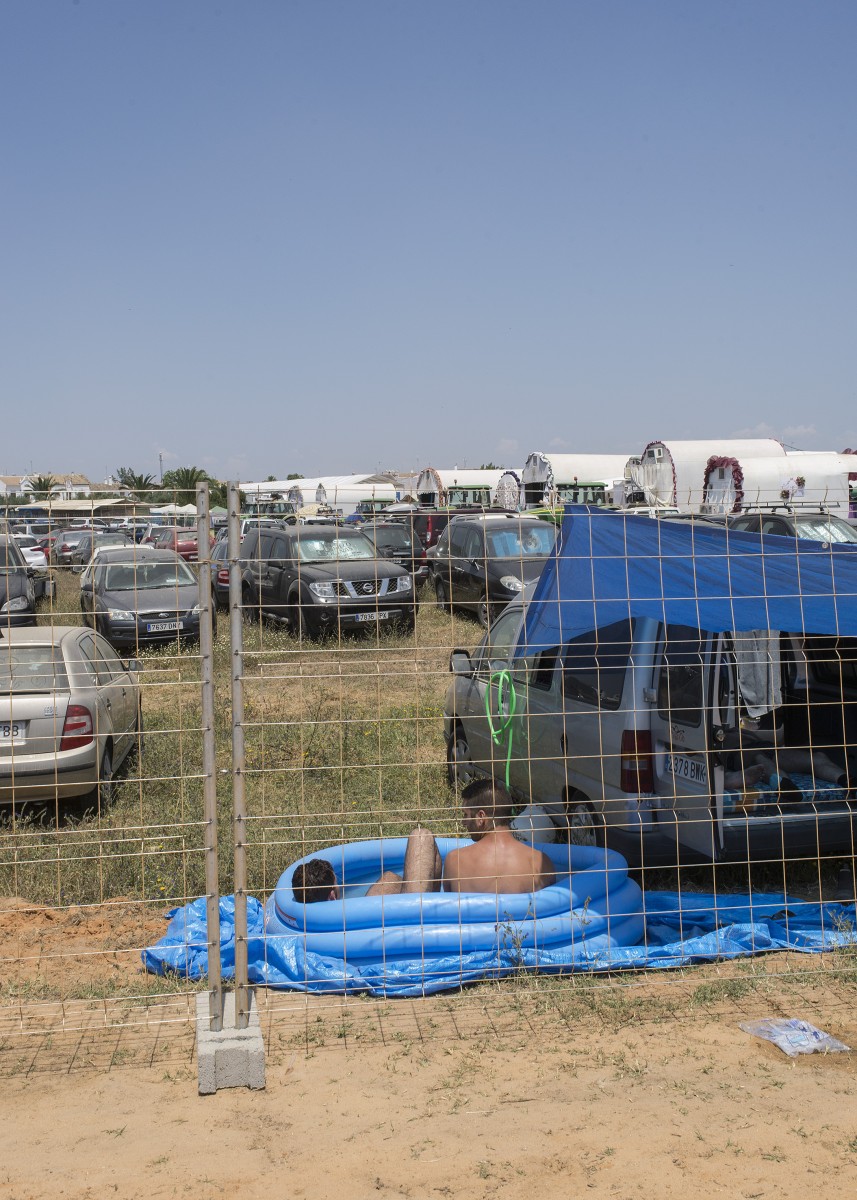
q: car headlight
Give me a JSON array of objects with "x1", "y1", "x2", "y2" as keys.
[
  {"x1": 191, "y1": 604, "x2": 203, "y2": 616},
  {"x1": 1, "y1": 595, "x2": 29, "y2": 613},
  {"x1": 108, "y1": 609, "x2": 134, "y2": 621},
  {"x1": 396, "y1": 576, "x2": 413, "y2": 592},
  {"x1": 309, "y1": 582, "x2": 337, "y2": 598},
  {"x1": 500, "y1": 575, "x2": 524, "y2": 592}
]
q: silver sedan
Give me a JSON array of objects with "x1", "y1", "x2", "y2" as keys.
[{"x1": 0, "y1": 625, "x2": 142, "y2": 810}]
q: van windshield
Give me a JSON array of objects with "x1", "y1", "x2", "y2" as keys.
[{"x1": 486, "y1": 523, "x2": 556, "y2": 558}]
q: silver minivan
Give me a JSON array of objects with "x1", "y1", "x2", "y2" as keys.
[{"x1": 444, "y1": 600, "x2": 857, "y2": 864}]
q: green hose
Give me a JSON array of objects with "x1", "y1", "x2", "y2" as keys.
[{"x1": 486, "y1": 669, "x2": 518, "y2": 790}]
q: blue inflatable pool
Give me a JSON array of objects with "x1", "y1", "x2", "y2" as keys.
[{"x1": 264, "y1": 837, "x2": 645, "y2": 964}]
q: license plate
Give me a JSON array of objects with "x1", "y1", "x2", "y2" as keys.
[
  {"x1": 146, "y1": 621, "x2": 181, "y2": 633},
  {"x1": 665, "y1": 753, "x2": 707, "y2": 785},
  {"x1": 0, "y1": 722, "x2": 27, "y2": 745},
  {"x1": 355, "y1": 611, "x2": 391, "y2": 623}
]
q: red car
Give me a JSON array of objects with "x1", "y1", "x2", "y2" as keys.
[{"x1": 148, "y1": 526, "x2": 213, "y2": 562}]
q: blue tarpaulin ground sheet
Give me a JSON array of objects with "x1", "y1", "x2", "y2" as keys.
[{"x1": 142, "y1": 892, "x2": 857, "y2": 998}]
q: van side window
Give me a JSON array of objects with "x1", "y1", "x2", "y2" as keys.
[
  {"x1": 514, "y1": 649, "x2": 559, "y2": 691},
  {"x1": 802, "y1": 636, "x2": 857, "y2": 690},
  {"x1": 562, "y1": 620, "x2": 634, "y2": 710},
  {"x1": 657, "y1": 625, "x2": 705, "y2": 726}
]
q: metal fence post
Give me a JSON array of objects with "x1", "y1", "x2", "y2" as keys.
[
  {"x1": 228, "y1": 481, "x2": 250, "y2": 1029},
  {"x1": 196, "y1": 481, "x2": 223, "y2": 1031}
]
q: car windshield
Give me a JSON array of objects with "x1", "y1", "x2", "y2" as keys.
[
  {"x1": 101, "y1": 561, "x2": 197, "y2": 590},
  {"x1": 793, "y1": 517, "x2": 857, "y2": 544},
  {"x1": 15, "y1": 536, "x2": 38, "y2": 549},
  {"x1": 296, "y1": 532, "x2": 376, "y2": 562},
  {"x1": 485, "y1": 523, "x2": 556, "y2": 558},
  {"x1": 0, "y1": 646, "x2": 69, "y2": 694}
]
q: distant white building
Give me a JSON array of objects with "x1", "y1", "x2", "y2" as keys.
[{"x1": 0, "y1": 473, "x2": 93, "y2": 501}]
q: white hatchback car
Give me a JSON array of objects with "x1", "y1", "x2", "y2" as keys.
[{"x1": 0, "y1": 626, "x2": 142, "y2": 811}]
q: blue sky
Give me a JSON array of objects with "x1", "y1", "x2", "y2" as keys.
[{"x1": 2, "y1": 1, "x2": 855, "y2": 482}]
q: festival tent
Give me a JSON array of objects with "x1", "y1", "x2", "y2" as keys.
[{"x1": 517, "y1": 506, "x2": 857, "y2": 655}]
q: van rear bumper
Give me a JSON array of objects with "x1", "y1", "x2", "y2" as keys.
[{"x1": 718, "y1": 808, "x2": 856, "y2": 864}]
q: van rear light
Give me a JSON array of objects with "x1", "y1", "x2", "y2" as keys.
[
  {"x1": 61, "y1": 705, "x2": 94, "y2": 751},
  {"x1": 620, "y1": 729, "x2": 654, "y2": 793},
  {"x1": 217, "y1": 568, "x2": 229, "y2": 584}
]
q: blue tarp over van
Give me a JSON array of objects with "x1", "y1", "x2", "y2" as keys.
[{"x1": 517, "y1": 507, "x2": 857, "y2": 655}]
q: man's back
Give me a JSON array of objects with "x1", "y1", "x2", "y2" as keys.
[{"x1": 443, "y1": 831, "x2": 555, "y2": 894}]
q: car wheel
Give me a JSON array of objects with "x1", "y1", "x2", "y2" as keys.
[
  {"x1": 435, "y1": 577, "x2": 451, "y2": 613},
  {"x1": 292, "y1": 596, "x2": 316, "y2": 641},
  {"x1": 85, "y1": 746, "x2": 115, "y2": 815},
  {"x1": 476, "y1": 593, "x2": 496, "y2": 629},
  {"x1": 241, "y1": 587, "x2": 260, "y2": 624},
  {"x1": 565, "y1": 794, "x2": 606, "y2": 847},
  {"x1": 446, "y1": 724, "x2": 475, "y2": 789}
]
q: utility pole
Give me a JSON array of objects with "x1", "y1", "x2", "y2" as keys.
[{"x1": 159, "y1": 452, "x2": 163, "y2": 483}]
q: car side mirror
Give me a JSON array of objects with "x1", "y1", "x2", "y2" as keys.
[
  {"x1": 450, "y1": 649, "x2": 473, "y2": 676},
  {"x1": 122, "y1": 657, "x2": 142, "y2": 674}
]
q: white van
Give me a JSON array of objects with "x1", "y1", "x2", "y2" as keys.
[{"x1": 444, "y1": 601, "x2": 856, "y2": 864}]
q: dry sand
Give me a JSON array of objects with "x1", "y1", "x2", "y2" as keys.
[{"x1": 2, "y1": 964, "x2": 856, "y2": 1200}]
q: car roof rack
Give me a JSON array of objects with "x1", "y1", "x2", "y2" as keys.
[{"x1": 728, "y1": 500, "x2": 843, "y2": 515}]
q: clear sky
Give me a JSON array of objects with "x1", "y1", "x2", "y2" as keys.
[{"x1": 3, "y1": 1, "x2": 856, "y2": 483}]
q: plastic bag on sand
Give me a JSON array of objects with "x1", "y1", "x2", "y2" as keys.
[{"x1": 740, "y1": 1018, "x2": 850, "y2": 1057}]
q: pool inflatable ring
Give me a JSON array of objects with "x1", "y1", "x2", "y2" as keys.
[{"x1": 264, "y1": 838, "x2": 645, "y2": 962}]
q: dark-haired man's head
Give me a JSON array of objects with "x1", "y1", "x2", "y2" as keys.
[
  {"x1": 460, "y1": 780, "x2": 516, "y2": 837},
  {"x1": 292, "y1": 858, "x2": 338, "y2": 904}
]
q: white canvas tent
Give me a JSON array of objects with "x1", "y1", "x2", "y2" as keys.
[
  {"x1": 703, "y1": 451, "x2": 857, "y2": 513},
  {"x1": 241, "y1": 473, "x2": 396, "y2": 516},
  {"x1": 630, "y1": 439, "x2": 787, "y2": 510},
  {"x1": 520, "y1": 452, "x2": 631, "y2": 507},
  {"x1": 415, "y1": 468, "x2": 506, "y2": 507}
]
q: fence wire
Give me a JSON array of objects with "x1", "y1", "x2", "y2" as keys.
[{"x1": 2, "y1": 485, "x2": 857, "y2": 1067}]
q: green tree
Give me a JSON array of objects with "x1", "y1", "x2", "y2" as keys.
[
  {"x1": 161, "y1": 465, "x2": 212, "y2": 505},
  {"x1": 286, "y1": 472, "x2": 303, "y2": 479},
  {"x1": 29, "y1": 474, "x2": 56, "y2": 499},
  {"x1": 115, "y1": 467, "x2": 157, "y2": 493},
  {"x1": 479, "y1": 462, "x2": 501, "y2": 471}
]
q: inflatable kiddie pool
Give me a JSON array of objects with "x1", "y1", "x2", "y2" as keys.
[{"x1": 264, "y1": 837, "x2": 645, "y2": 965}]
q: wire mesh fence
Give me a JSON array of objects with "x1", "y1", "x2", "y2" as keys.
[
  {"x1": 0, "y1": 487, "x2": 220, "y2": 1056},
  {"x1": 2, "y1": 485, "x2": 857, "y2": 1068}
]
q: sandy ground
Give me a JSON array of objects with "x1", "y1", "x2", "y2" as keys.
[{"x1": 2, "y1": 964, "x2": 856, "y2": 1200}]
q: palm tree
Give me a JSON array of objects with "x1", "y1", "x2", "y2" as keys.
[
  {"x1": 115, "y1": 467, "x2": 157, "y2": 493},
  {"x1": 29, "y1": 474, "x2": 56, "y2": 500},
  {"x1": 161, "y1": 465, "x2": 213, "y2": 505}
]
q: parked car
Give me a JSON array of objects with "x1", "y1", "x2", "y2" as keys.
[
  {"x1": 211, "y1": 538, "x2": 230, "y2": 609},
  {"x1": 428, "y1": 513, "x2": 557, "y2": 627},
  {"x1": 0, "y1": 537, "x2": 37, "y2": 627},
  {"x1": 71, "y1": 531, "x2": 132, "y2": 572},
  {"x1": 49, "y1": 528, "x2": 89, "y2": 566},
  {"x1": 359, "y1": 521, "x2": 428, "y2": 586},
  {"x1": 115, "y1": 517, "x2": 154, "y2": 543},
  {"x1": 387, "y1": 504, "x2": 510, "y2": 554},
  {"x1": 149, "y1": 526, "x2": 210, "y2": 561},
  {"x1": 240, "y1": 524, "x2": 414, "y2": 638},
  {"x1": 724, "y1": 509, "x2": 857, "y2": 544},
  {"x1": 0, "y1": 625, "x2": 141, "y2": 810},
  {"x1": 444, "y1": 597, "x2": 857, "y2": 866},
  {"x1": 79, "y1": 547, "x2": 213, "y2": 649},
  {"x1": 11, "y1": 535, "x2": 54, "y2": 601}
]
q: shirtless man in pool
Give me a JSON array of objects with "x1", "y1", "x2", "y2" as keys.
[
  {"x1": 443, "y1": 780, "x2": 555, "y2": 895},
  {"x1": 294, "y1": 781, "x2": 554, "y2": 902}
]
